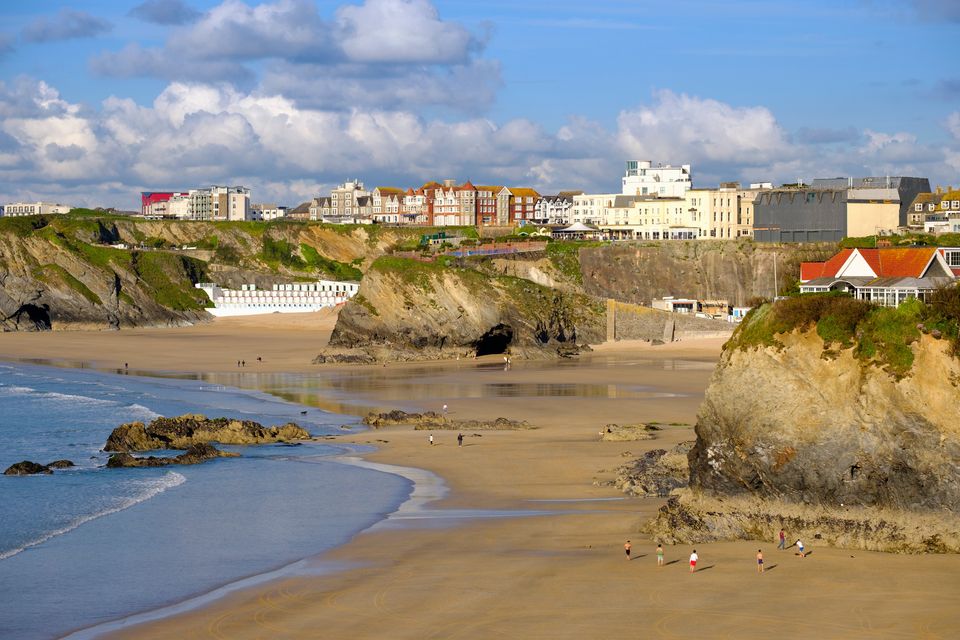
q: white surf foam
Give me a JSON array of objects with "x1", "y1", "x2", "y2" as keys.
[{"x1": 0, "y1": 471, "x2": 186, "y2": 562}]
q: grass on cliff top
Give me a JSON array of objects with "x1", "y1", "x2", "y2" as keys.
[
  {"x1": 132, "y1": 252, "x2": 209, "y2": 311},
  {"x1": 731, "y1": 290, "x2": 960, "y2": 376},
  {"x1": 370, "y1": 255, "x2": 486, "y2": 292},
  {"x1": 545, "y1": 240, "x2": 605, "y2": 284}
]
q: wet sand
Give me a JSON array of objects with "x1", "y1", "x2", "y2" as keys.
[{"x1": 3, "y1": 316, "x2": 958, "y2": 638}]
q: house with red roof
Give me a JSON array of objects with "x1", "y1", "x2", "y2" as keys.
[{"x1": 799, "y1": 247, "x2": 958, "y2": 306}]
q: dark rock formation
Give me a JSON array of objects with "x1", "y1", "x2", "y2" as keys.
[
  {"x1": 608, "y1": 442, "x2": 692, "y2": 497},
  {"x1": 689, "y1": 329, "x2": 960, "y2": 512},
  {"x1": 45, "y1": 459, "x2": 75, "y2": 469},
  {"x1": 106, "y1": 443, "x2": 238, "y2": 468},
  {"x1": 104, "y1": 414, "x2": 310, "y2": 452},
  {"x1": 4, "y1": 460, "x2": 53, "y2": 475},
  {"x1": 599, "y1": 423, "x2": 660, "y2": 442},
  {"x1": 363, "y1": 410, "x2": 531, "y2": 430}
]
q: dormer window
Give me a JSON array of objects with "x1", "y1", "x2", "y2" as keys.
[{"x1": 915, "y1": 203, "x2": 923, "y2": 211}]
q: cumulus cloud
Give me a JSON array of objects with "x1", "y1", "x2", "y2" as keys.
[
  {"x1": 0, "y1": 80, "x2": 956, "y2": 209},
  {"x1": 92, "y1": 0, "x2": 496, "y2": 113},
  {"x1": 22, "y1": 9, "x2": 112, "y2": 43},
  {"x1": 129, "y1": 0, "x2": 202, "y2": 26}
]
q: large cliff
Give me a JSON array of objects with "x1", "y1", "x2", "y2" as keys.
[
  {"x1": 579, "y1": 240, "x2": 835, "y2": 307},
  {"x1": 689, "y1": 294, "x2": 960, "y2": 512},
  {"x1": 0, "y1": 214, "x2": 426, "y2": 330},
  {"x1": 326, "y1": 256, "x2": 606, "y2": 359}
]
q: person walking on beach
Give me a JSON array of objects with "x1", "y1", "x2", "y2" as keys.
[
  {"x1": 624, "y1": 540, "x2": 632, "y2": 560},
  {"x1": 657, "y1": 543, "x2": 664, "y2": 567},
  {"x1": 796, "y1": 539, "x2": 805, "y2": 557},
  {"x1": 757, "y1": 549, "x2": 764, "y2": 573},
  {"x1": 689, "y1": 549, "x2": 698, "y2": 573},
  {"x1": 429, "y1": 433, "x2": 434, "y2": 446},
  {"x1": 457, "y1": 432, "x2": 463, "y2": 447},
  {"x1": 778, "y1": 528, "x2": 786, "y2": 550},
  {"x1": 443, "y1": 403, "x2": 448, "y2": 414}
]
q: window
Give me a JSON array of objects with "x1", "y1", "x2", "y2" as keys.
[{"x1": 916, "y1": 203, "x2": 923, "y2": 211}]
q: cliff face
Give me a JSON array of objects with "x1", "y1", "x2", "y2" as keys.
[
  {"x1": 0, "y1": 215, "x2": 408, "y2": 331},
  {"x1": 328, "y1": 257, "x2": 605, "y2": 358},
  {"x1": 579, "y1": 240, "x2": 835, "y2": 307},
  {"x1": 690, "y1": 330, "x2": 960, "y2": 511}
]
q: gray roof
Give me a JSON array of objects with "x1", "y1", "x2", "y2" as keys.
[{"x1": 801, "y1": 276, "x2": 953, "y2": 289}]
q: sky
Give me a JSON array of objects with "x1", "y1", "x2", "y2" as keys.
[{"x1": 0, "y1": 0, "x2": 958, "y2": 209}]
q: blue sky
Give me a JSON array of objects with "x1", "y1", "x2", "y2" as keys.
[{"x1": 0, "y1": 0, "x2": 958, "y2": 208}]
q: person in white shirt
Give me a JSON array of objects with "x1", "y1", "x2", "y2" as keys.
[
  {"x1": 689, "y1": 549, "x2": 698, "y2": 572},
  {"x1": 796, "y1": 540, "x2": 805, "y2": 557}
]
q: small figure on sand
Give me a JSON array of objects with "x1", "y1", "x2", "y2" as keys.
[
  {"x1": 457, "y1": 432, "x2": 464, "y2": 447},
  {"x1": 778, "y1": 528, "x2": 786, "y2": 550},
  {"x1": 624, "y1": 540, "x2": 632, "y2": 560},
  {"x1": 237, "y1": 360, "x2": 241, "y2": 367},
  {"x1": 657, "y1": 543, "x2": 664, "y2": 567},
  {"x1": 757, "y1": 549, "x2": 764, "y2": 573},
  {"x1": 442, "y1": 403, "x2": 448, "y2": 414},
  {"x1": 241, "y1": 360, "x2": 245, "y2": 367},
  {"x1": 429, "y1": 433, "x2": 434, "y2": 446},
  {"x1": 796, "y1": 539, "x2": 805, "y2": 557},
  {"x1": 689, "y1": 549, "x2": 698, "y2": 572},
  {"x1": 257, "y1": 356, "x2": 262, "y2": 363},
  {"x1": 124, "y1": 362, "x2": 128, "y2": 370}
]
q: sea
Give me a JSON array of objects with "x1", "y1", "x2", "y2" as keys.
[{"x1": 0, "y1": 362, "x2": 412, "y2": 639}]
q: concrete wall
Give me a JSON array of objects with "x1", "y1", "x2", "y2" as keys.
[
  {"x1": 754, "y1": 189, "x2": 847, "y2": 243},
  {"x1": 847, "y1": 201, "x2": 900, "y2": 237},
  {"x1": 607, "y1": 300, "x2": 732, "y2": 342}
]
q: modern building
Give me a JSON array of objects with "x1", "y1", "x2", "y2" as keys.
[
  {"x1": 3, "y1": 201, "x2": 72, "y2": 217},
  {"x1": 754, "y1": 176, "x2": 931, "y2": 243},
  {"x1": 621, "y1": 160, "x2": 692, "y2": 197},
  {"x1": 799, "y1": 247, "x2": 958, "y2": 306},
  {"x1": 250, "y1": 203, "x2": 288, "y2": 221}
]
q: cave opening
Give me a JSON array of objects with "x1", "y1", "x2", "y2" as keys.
[
  {"x1": 15, "y1": 304, "x2": 52, "y2": 331},
  {"x1": 474, "y1": 323, "x2": 514, "y2": 356}
]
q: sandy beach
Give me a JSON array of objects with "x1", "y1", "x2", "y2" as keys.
[{"x1": 3, "y1": 315, "x2": 959, "y2": 639}]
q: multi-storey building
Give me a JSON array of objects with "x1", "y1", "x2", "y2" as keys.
[
  {"x1": 372, "y1": 187, "x2": 404, "y2": 223},
  {"x1": 598, "y1": 196, "x2": 695, "y2": 240},
  {"x1": 508, "y1": 188, "x2": 540, "y2": 225},
  {"x1": 572, "y1": 193, "x2": 620, "y2": 225},
  {"x1": 621, "y1": 160, "x2": 692, "y2": 197},
  {"x1": 327, "y1": 179, "x2": 370, "y2": 223},
  {"x1": 475, "y1": 185, "x2": 502, "y2": 226},
  {"x1": 533, "y1": 192, "x2": 579, "y2": 226},
  {"x1": 906, "y1": 190, "x2": 946, "y2": 229},
  {"x1": 187, "y1": 186, "x2": 251, "y2": 221},
  {"x1": 3, "y1": 201, "x2": 72, "y2": 217},
  {"x1": 923, "y1": 189, "x2": 960, "y2": 234},
  {"x1": 402, "y1": 187, "x2": 430, "y2": 225}
]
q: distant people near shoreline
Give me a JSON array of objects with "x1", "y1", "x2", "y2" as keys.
[
  {"x1": 624, "y1": 540, "x2": 631, "y2": 560},
  {"x1": 757, "y1": 549, "x2": 764, "y2": 573},
  {"x1": 656, "y1": 543, "x2": 664, "y2": 567},
  {"x1": 778, "y1": 528, "x2": 786, "y2": 550},
  {"x1": 429, "y1": 433, "x2": 434, "y2": 446},
  {"x1": 689, "y1": 549, "x2": 698, "y2": 572}
]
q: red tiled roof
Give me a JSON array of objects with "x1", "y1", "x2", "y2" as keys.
[
  {"x1": 800, "y1": 248, "x2": 853, "y2": 281},
  {"x1": 859, "y1": 248, "x2": 936, "y2": 278}
]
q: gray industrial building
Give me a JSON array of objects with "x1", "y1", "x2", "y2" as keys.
[{"x1": 754, "y1": 176, "x2": 930, "y2": 242}]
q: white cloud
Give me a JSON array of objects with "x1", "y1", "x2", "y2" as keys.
[
  {"x1": 947, "y1": 112, "x2": 960, "y2": 140},
  {"x1": 23, "y1": 9, "x2": 112, "y2": 43},
  {"x1": 0, "y1": 80, "x2": 956, "y2": 209}
]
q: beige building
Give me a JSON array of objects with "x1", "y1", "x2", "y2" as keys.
[
  {"x1": 846, "y1": 186, "x2": 901, "y2": 238},
  {"x1": 188, "y1": 186, "x2": 250, "y2": 221},
  {"x1": 3, "y1": 201, "x2": 72, "y2": 217}
]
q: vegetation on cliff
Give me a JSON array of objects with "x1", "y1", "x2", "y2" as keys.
[{"x1": 730, "y1": 290, "x2": 960, "y2": 376}]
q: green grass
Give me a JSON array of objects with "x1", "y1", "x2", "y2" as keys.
[
  {"x1": 545, "y1": 240, "x2": 604, "y2": 284},
  {"x1": 261, "y1": 236, "x2": 306, "y2": 269},
  {"x1": 352, "y1": 293, "x2": 379, "y2": 316},
  {"x1": 299, "y1": 244, "x2": 363, "y2": 281},
  {"x1": 0, "y1": 215, "x2": 51, "y2": 237},
  {"x1": 730, "y1": 292, "x2": 960, "y2": 377},
  {"x1": 132, "y1": 252, "x2": 209, "y2": 311},
  {"x1": 34, "y1": 264, "x2": 102, "y2": 305}
]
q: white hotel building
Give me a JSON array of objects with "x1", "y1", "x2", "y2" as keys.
[{"x1": 2, "y1": 202, "x2": 72, "y2": 217}]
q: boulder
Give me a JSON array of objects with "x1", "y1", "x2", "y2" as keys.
[
  {"x1": 104, "y1": 414, "x2": 311, "y2": 452},
  {"x1": 4, "y1": 460, "x2": 52, "y2": 475},
  {"x1": 46, "y1": 459, "x2": 75, "y2": 469},
  {"x1": 363, "y1": 410, "x2": 531, "y2": 430}
]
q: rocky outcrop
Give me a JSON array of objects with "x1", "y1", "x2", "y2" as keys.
[
  {"x1": 599, "y1": 423, "x2": 660, "y2": 442},
  {"x1": 106, "y1": 443, "x2": 238, "y2": 468},
  {"x1": 689, "y1": 329, "x2": 960, "y2": 512},
  {"x1": 363, "y1": 410, "x2": 531, "y2": 430},
  {"x1": 607, "y1": 442, "x2": 692, "y2": 497},
  {"x1": 104, "y1": 414, "x2": 310, "y2": 451},
  {"x1": 3, "y1": 459, "x2": 75, "y2": 475},
  {"x1": 4, "y1": 460, "x2": 54, "y2": 475},
  {"x1": 325, "y1": 257, "x2": 605, "y2": 360}
]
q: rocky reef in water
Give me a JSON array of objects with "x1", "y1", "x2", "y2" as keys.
[
  {"x1": 104, "y1": 414, "x2": 310, "y2": 451},
  {"x1": 652, "y1": 295, "x2": 960, "y2": 552},
  {"x1": 4, "y1": 459, "x2": 74, "y2": 475},
  {"x1": 106, "y1": 443, "x2": 237, "y2": 467}
]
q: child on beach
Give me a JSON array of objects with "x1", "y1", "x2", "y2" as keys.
[
  {"x1": 689, "y1": 549, "x2": 698, "y2": 572},
  {"x1": 429, "y1": 434, "x2": 434, "y2": 446},
  {"x1": 778, "y1": 528, "x2": 786, "y2": 550},
  {"x1": 657, "y1": 543, "x2": 664, "y2": 567},
  {"x1": 796, "y1": 540, "x2": 805, "y2": 557},
  {"x1": 757, "y1": 549, "x2": 764, "y2": 573},
  {"x1": 624, "y1": 540, "x2": 632, "y2": 560}
]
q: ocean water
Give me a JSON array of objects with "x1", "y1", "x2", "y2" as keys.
[{"x1": 0, "y1": 363, "x2": 412, "y2": 639}]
